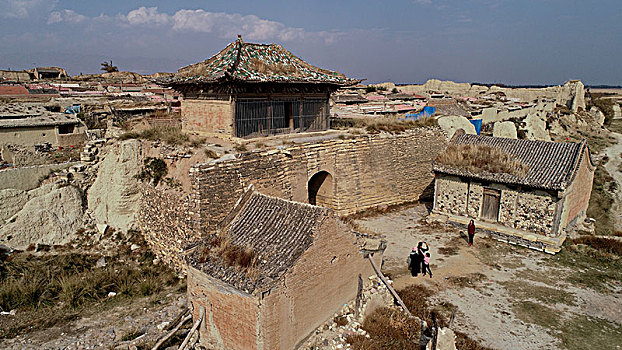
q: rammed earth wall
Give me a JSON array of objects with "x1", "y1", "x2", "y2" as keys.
[{"x1": 189, "y1": 128, "x2": 447, "y2": 234}]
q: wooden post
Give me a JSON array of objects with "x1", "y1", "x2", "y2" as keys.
[
  {"x1": 368, "y1": 256, "x2": 413, "y2": 318},
  {"x1": 355, "y1": 274, "x2": 363, "y2": 318}
]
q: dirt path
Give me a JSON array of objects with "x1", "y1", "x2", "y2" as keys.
[
  {"x1": 354, "y1": 205, "x2": 622, "y2": 350},
  {"x1": 604, "y1": 131, "x2": 622, "y2": 232}
]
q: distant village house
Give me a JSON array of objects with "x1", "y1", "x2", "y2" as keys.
[
  {"x1": 432, "y1": 133, "x2": 595, "y2": 253},
  {"x1": 164, "y1": 36, "x2": 359, "y2": 138}
]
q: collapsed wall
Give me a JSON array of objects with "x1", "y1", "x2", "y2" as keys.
[{"x1": 190, "y1": 128, "x2": 447, "y2": 235}]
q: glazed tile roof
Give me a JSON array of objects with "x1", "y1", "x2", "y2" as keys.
[
  {"x1": 166, "y1": 37, "x2": 359, "y2": 86},
  {"x1": 434, "y1": 134, "x2": 592, "y2": 190},
  {"x1": 188, "y1": 188, "x2": 331, "y2": 294}
]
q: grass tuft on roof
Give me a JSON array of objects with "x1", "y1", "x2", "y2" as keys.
[{"x1": 436, "y1": 144, "x2": 529, "y2": 178}]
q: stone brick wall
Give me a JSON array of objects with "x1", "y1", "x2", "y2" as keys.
[
  {"x1": 187, "y1": 267, "x2": 260, "y2": 350},
  {"x1": 139, "y1": 186, "x2": 200, "y2": 271},
  {"x1": 181, "y1": 98, "x2": 233, "y2": 135},
  {"x1": 191, "y1": 128, "x2": 447, "y2": 235},
  {"x1": 434, "y1": 175, "x2": 558, "y2": 236}
]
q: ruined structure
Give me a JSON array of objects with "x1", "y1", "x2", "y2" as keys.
[
  {"x1": 139, "y1": 128, "x2": 446, "y2": 269},
  {"x1": 186, "y1": 188, "x2": 380, "y2": 350},
  {"x1": 0, "y1": 104, "x2": 87, "y2": 147},
  {"x1": 164, "y1": 36, "x2": 358, "y2": 138},
  {"x1": 432, "y1": 134, "x2": 595, "y2": 253}
]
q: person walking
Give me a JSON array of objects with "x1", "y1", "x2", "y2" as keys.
[
  {"x1": 423, "y1": 252, "x2": 433, "y2": 278},
  {"x1": 468, "y1": 219, "x2": 476, "y2": 247},
  {"x1": 409, "y1": 246, "x2": 420, "y2": 276}
]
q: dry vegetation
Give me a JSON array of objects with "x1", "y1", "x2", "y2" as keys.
[
  {"x1": 196, "y1": 235, "x2": 257, "y2": 269},
  {"x1": 331, "y1": 117, "x2": 438, "y2": 133},
  {"x1": 436, "y1": 144, "x2": 529, "y2": 177},
  {"x1": 0, "y1": 233, "x2": 181, "y2": 339},
  {"x1": 249, "y1": 58, "x2": 298, "y2": 76},
  {"x1": 119, "y1": 126, "x2": 205, "y2": 146},
  {"x1": 586, "y1": 158, "x2": 618, "y2": 236}
]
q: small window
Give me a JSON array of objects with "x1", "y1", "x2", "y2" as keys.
[{"x1": 58, "y1": 124, "x2": 75, "y2": 134}]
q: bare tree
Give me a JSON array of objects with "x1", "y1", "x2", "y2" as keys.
[{"x1": 100, "y1": 60, "x2": 119, "y2": 73}]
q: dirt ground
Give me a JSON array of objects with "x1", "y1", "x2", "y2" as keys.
[
  {"x1": 0, "y1": 289, "x2": 187, "y2": 349},
  {"x1": 355, "y1": 205, "x2": 622, "y2": 350}
]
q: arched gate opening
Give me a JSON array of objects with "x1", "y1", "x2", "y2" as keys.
[{"x1": 308, "y1": 171, "x2": 334, "y2": 207}]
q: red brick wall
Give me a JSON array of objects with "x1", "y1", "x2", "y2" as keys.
[
  {"x1": 181, "y1": 99, "x2": 233, "y2": 135},
  {"x1": 187, "y1": 267, "x2": 259, "y2": 350}
]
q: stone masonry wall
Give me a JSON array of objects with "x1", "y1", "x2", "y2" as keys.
[
  {"x1": 182, "y1": 99, "x2": 233, "y2": 135},
  {"x1": 139, "y1": 186, "x2": 200, "y2": 271},
  {"x1": 190, "y1": 128, "x2": 447, "y2": 235},
  {"x1": 434, "y1": 175, "x2": 558, "y2": 236}
]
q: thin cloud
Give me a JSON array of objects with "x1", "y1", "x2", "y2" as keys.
[
  {"x1": 47, "y1": 9, "x2": 89, "y2": 24},
  {"x1": 49, "y1": 6, "x2": 342, "y2": 44},
  {"x1": 1, "y1": 0, "x2": 57, "y2": 19}
]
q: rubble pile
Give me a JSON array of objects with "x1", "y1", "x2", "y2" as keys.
[{"x1": 303, "y1": 274, "x2": 395, "y2": 349}]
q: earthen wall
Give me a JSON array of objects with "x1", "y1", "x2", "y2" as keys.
[
  {"x1": 560, "y1": 148, "x2": 595, "y2": 230},
  {"x1": 182, "y1": 98, "x2": 233, "y2": 135},
  {"x1": 188, "y1": 267, "x2": 260, "y2": 350},
  {"x1": 261, "y1": 217, "x2": 373, "y2": 350}
]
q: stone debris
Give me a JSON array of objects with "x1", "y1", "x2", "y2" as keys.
[{"x1": 303, "y1": 275, "x2": 394, "y2": 349}]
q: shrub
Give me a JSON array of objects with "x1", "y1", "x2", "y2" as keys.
[
  {"x1": 570, "y1": 236, "x2": 622, "y2": 256},
  {"x1": 204, "y1": 149, "x2": 218, "y2": 158},
  {"x1": 436, "y1": 144, "x2": 529, "y2": 177},
  {"x1": 118, "y1": 126, "x2": 191, "y2": 146},
  {"x1": 346, "y1": 307, "x2": 420, "y2": 350},
  {"x1": 135, "y1": 157, "x2": 168, "y2": 186}
]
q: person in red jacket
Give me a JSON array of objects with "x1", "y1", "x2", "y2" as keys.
[{"x1": 467, "y1": 219, "x2": 475, "y2": 247}]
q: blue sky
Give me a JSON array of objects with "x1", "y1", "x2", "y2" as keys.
[{"x1": 0, "y1": 0, "x2": 620, "y2": 85}]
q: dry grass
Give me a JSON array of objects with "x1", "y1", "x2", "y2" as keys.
[
  {"x1": 249, "y1": 58, "x2": 297, "y2": 75},
  {"x1": 436, "y1": 144, "x2": 529, "y2": 177},
  {"x1": 119, "y1": 126, "x2": 193, "y2": 146},
  {"x1": 366, "y1": 117, "x2": 438, "y2": 134},
  {"x1": 346, "y1": 307, "x2": 420, "y2": 350},
  {"x1": 587, "y1": 159, "x2": 618, "y2": 236},
  {"x1": 570, "y1": 236, "x2": 622, "y2": 256},
  {"x1": 0, "y1": 241, "x2": 180, "y2": 338},
  {"x1": 196, "y1": 235, "x2": 257, "y2": 269}
]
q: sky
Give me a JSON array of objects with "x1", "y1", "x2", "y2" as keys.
[{"x1": 0, "y1": 0, "x2": 621, "y2": 85}]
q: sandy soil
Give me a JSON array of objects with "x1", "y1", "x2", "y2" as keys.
[{"x1": 355, "y1": 205, "x2": 622, "y2": 350}]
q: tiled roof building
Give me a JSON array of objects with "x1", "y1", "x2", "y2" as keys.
[
  {"x1": 434, "y1": 134, "x2": 590, "y2": 190},
  {"x1": 186, "y1": 187, "x2": 381, "y2": 350},
  {"x1": 432, "y1": 134, "x2": 595, "y2": 253},
  {"x1": 164, "y1": 36, "x2": 360, "y2": 138}
]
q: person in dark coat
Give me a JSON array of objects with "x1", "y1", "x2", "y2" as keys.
[
  {"x1": 409, "y1": 246, "x2": 420, "y2": 276},
  {"x1": 417, "y1": 241, "x2": 429, "y2": 273},
  {"x1": 468, "y1": 219, "x2": 476, "y2": 247}
]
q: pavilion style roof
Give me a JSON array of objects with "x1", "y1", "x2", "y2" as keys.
[
  {"x1": 187, "y1": 188, "x2": 332, "y2": 295},
  {"x1": 165, "y1": 36, "x2": 359, "y2": 86},
  {"x1": 434, "y1": 134, "x2": 593, "y2": 191}
]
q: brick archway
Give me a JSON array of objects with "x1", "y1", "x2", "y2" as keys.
[{"x1": 308, "y1": 171, "x2": 334, "y2": 208}]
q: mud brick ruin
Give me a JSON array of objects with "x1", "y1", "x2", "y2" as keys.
[
  {"x1": 432, "y1": 133, "x2": 595, "y2": 253},
  {"x1": 186, "y1": 188, "x2": 381, "y2": 350}
]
